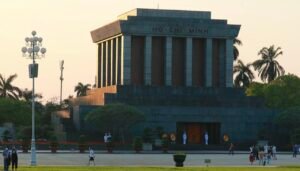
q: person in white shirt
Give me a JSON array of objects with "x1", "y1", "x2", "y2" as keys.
[
  {"x1": 182, "y1": 131, "x2": 187, "y2": 145},
  {"x1": 104, "y1": 133, "x2": 108, "y2": 143},
  {"x1": 204, "y1": 132, "x2": 209, "y2": 145},
  {"x1": 250, "y1": 145, "x2": 253, "y2": 153},
  {"x1": 264, "y1": 144, "x2": 268, "y2": 154},
  {"x1": 88, "y1": 147, "x2": 95, "y2": 166}
]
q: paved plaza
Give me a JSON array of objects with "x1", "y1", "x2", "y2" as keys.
[{"x1": 1, "y1": 151, "x2": 299, "y2": 166}]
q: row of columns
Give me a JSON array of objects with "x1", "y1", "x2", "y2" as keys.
[
  {"x1": 97, "y1": 35, "x2": 234, "y2": 88},
  {"x1": 98, "y1": 36, "x2": 121, "y2": 87}
]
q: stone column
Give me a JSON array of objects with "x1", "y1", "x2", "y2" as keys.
[
  {"x1": 121, "y1": 35, "x2": 131, "y2": 85},
  {"x1": 219, "y1": 40, "x2": 226, "y2": 87},
  {"x1": 115, "y1": 37, "x2": 119, "y2": 85},
  {"x1": 105, "y1": 40, "x2": 109, "y2": 86},
  {"x1": 97, "y1": 43, "x2": 103, "y2": 88},
  {"x1": 225, "y1": 39, "x2": 234, "y2": 87},
  {"x1": 185, "y1": 37, "x2": 193, "y2": 86},
  {"x1": 205, "y1": 38, "x2": 213, "y2": 87},
  {"x1": 144, "y1": 36, "x2": 152, "y2": 85},
  {"x1": 101, "y1": 42, "x2": 106, "y2": 87},
  {"x1": 165, "y1": 37, "x2": 172, "y2": 86},
  {"x1": 110, "y1": 39, "x2": 114, "y2": 86}
]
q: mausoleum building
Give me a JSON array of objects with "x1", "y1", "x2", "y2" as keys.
[{"x1": 69, "y1": 9, "x2": 276, "y2": 145}]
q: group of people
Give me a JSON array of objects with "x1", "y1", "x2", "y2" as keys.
[
  {"x1": 2, "y1": 146, "x2": 18, "y2": 171},
  {"x1": 249, "y1": 144, "x2": 277, "y2": 165}
]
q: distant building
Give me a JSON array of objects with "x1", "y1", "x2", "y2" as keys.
[{"x1": 70, "y1": 8, "x2": 276, "y2": 145}]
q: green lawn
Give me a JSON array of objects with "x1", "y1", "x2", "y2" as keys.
[{"x1": 13, "y1": 166, "x2": 300, "y2": 171}]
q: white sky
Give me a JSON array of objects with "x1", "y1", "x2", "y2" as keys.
[{"x1": 0, "y1": 0, "x2": 299, "y2": 103}]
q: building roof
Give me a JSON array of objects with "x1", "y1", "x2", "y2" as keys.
[
  {"x1": 117, "y1": 8, "x2": 211, "y2": 20},
  {"x1": 91, "y1": 8, "x2": 240, "y2": 43}
]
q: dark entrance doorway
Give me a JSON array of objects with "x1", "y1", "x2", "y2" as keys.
[{"x1": 176, "y1": 122, "x2": 221, "y2": 144}]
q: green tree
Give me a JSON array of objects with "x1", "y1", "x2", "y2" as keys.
[
  {"x1": 233, "y1": 60, "x2": 254, "y2": 88},
  {"x1": 247, "y1": 74, "x2": 300, "y2": 109},
  {"x1": 275, "y1": 107, "x2": 300, "y2": 131},
  {"x1": 21, "y1": 88, "x2": 43, "y2": 102},
  {"x1": 245, "y1": 82, "x2": 265, "y2": 97},
  {"x1": 291, "y1": 129, "x2": 300, "y2": 144},
  {"x1": 74, "y1": 82, "x2": 91, "y2": 97},
  {"x1": 85, "y1": 103, "x2": 145, "y2": 143},
  {"x1": 0, "y1": 98, "x2": 31, "y2": 126},
  {"x1": 0, "y1": 74, "x2": 22, "y2": 100},
  {"x1": 275, "y1": 107, "x2": 300, "y2": 144},
  {"x1": 246, "y1": 74, "x2": 300, "y2": 145},
  {"x1": 41, "y1": 101, "x2": 61, "y2": 125},
  {"x1": 252, "y1": 45, "x2": 285, "y2": 83},
  {"x1": 233, "y1": 38, "x2": 242, "y2": 61},
  {"x1": 21, "y1": 88, "x2": 44, "y2": 115}
]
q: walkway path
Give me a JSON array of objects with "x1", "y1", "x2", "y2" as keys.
[{"x1": 1, "y1": 151, "x2": 299, "y2": 166}]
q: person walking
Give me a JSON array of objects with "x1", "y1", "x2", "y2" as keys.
[
  {"x1": 228, "y1": 143, "x2": 234, "y2": 155},
  {"x1": 3, "y1": 147, "x2": 10, "y2": 171},
  {"x1": 272, "y1": 145, "x2": 277, "y2": 160},
  {"x1": 11, "y1": 146, "x2": 18, "y2": 171},
  {"x1": 88, "y1": 147, "x2": 95, "y2": 166},
  {"x1": 258, "y1": 149, "x2": 264, "y2": 165},
  {"x1": 249, "y1": 152, "x2": 255, "y2": 165},
  {"x1": 253, "y1": 145, "x2": 259, "y2": 160},
  {"x1": 267, "y1": 150, "x2": 272, "y2": 164},
  {"x1": 293, "y1": 144, "x2": 298, "y2": 158}
]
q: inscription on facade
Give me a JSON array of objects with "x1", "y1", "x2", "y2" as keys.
[{"x1": 152, "y1": 24, "x2": 208, "y2": 34}]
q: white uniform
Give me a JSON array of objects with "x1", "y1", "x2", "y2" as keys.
[
  {"x1": 204, "y1": 133, "x2": 209, "y2": 145},
  {"x1": 182, "y1": 132, "x2": 187, "y2": 145}
]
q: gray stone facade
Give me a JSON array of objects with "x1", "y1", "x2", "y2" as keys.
[{"x1": 74, "y1": 86, "x2": 276, "y2": 144}]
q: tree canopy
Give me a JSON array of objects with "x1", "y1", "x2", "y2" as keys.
[
  {"x1": 0, "y1": 74, "x2": 22, "y2": 100},
  {"x1": 233, "y1": 38, "x2": 242, "y2": 61},
  {"x1": 275, "y1": 106, "x2": 300, "y2": 144},
  {"x1": 85, "y1": 103, "x2": 145, "y2": 142},
  {"x1": 74, "y1": 82, "x2": 91, "y2": 97},
  {"x1": 246, "y1": 74, "x2": 300, "y2": 144},
  {"x1": 246, "y1": 74, "x2": 300, "y2": 109},
  {"x1": 233, "y1": 60, "x2": 254, "y2": 88},
  {"x1": 252, "y1": 45, "x2": 285, "y2": 83},
  {"x1": 0, "y1": 98, "x2": 31, "y2": 126}
]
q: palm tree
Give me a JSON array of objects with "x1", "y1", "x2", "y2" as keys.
[
  {"x1": 233, "y1": 60, "x2": 255, "y2": 88},
  {"x1": 74, "y1": 82, "x2": 91, "y2": 97},
  {"x1": 0, "y1": 74, "x2": 22, "y2": 100},
  {"x1": 21, "y1": 88, "x2": 43, "y2": 102},
  {"x1": 252, "y1": 45, "x2": 285, "y2": 83},
  {"x1": 233, "y1": 38, "x2": 242, "y2": 61}
]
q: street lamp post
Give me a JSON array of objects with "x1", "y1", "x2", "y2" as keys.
[
  {"x1": 59, "y1": 60, "x2": 64, "y2": 105},
  {"x1": 21, "y1": 31, "x2": 46, "y2": 166}
]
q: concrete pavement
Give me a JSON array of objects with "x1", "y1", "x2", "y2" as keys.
[{"x1": 0, "y1": 151, "x2": 299, "y2": 166}]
